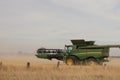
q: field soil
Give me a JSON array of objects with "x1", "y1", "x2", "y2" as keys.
[{"x1": 0, "y1": 55, "x2": 120, "y2": 80}]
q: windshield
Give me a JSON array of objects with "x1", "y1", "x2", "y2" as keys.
[
  {"x1": 65, "y1": 46, "x2": 73, "y2": 53},
  {"x1": 67, "y1": 47, "x2": 73, "y2": 51}
]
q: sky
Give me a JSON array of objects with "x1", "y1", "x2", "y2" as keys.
[{"x1": 0, "y1": 0, "x2": 120, "y2": 55}]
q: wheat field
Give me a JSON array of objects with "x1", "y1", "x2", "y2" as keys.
[{"x1": 0, "y1": 56, "x2": 120, "y2": 80}]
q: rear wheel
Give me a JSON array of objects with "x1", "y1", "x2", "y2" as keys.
[
  {"x1": 66, "y1": 56, "x2": 78, "y2": 65},
  {"x1": 87, "y1": 58, "x2": 98, "y2": 66}
]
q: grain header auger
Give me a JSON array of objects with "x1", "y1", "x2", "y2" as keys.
[{"x1": 35, "y1": 39, "x2": 120, "y2": 65}]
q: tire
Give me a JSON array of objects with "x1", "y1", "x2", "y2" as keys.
[
  {"x1": 66, "y1": 56, "x2": 78, "y2": 65},
  {"x1": 87, "y1": 58, "x2": 98, "y2": 66}
]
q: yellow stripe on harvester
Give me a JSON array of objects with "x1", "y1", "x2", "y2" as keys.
[
  {"x1": 76, "y1": 52, "x2": 102, "y2": 54},
  {"x1": 86, "y1": 52, "x2": 101, "y2": 54},
  {"x1": 87, "y1": 52, "x2": 101, "y2": 54}
]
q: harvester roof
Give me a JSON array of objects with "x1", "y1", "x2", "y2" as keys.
[{"x1": 71, "y1": 39, "x2": 95, "y2": 46}]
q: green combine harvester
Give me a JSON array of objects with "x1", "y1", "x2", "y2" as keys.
[{"x1": 36, "y1": 39, "x2": 120, "y2": 65}]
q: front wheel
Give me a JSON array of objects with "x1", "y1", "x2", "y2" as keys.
[{"x1": 66, "y1": 56, "x2": 78, "y2": 65}]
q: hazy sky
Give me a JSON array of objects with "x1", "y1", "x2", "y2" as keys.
[{"x1": 0, "y1": 0, "x2": 120, "y2": 54}]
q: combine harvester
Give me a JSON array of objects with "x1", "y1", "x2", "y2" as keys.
[{"x1": 36, "y1": 39, "x2": 120, "y2": 65}]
